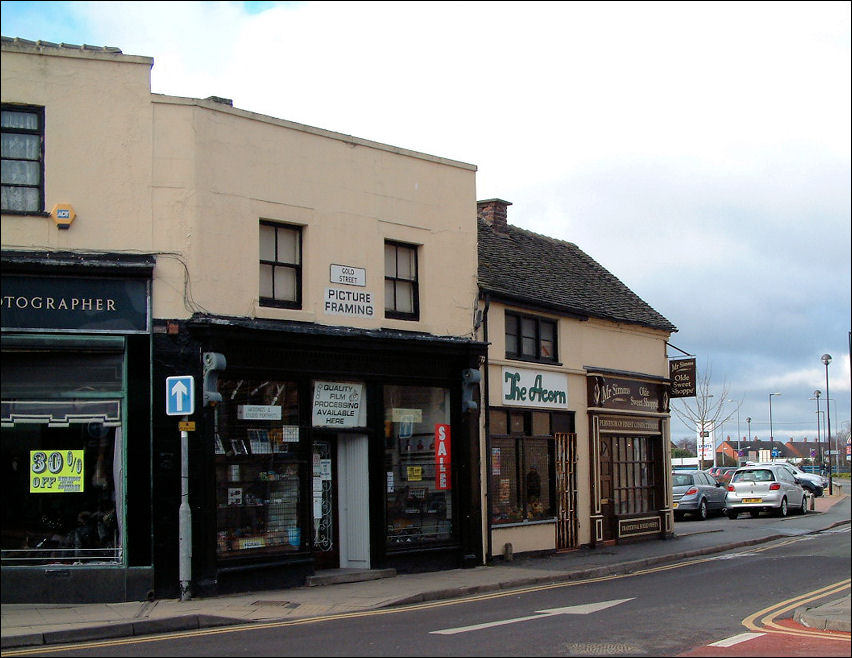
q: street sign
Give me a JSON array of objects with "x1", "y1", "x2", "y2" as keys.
[{"x1": 166, "y1": 376, "x2": 195, "y2": 416}]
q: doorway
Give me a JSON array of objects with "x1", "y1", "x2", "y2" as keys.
[{"x1": 311, "y1": 433, "x2": 370, "y2": 569}]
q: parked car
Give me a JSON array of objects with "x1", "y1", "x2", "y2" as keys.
[
  {"x1": 709, "y1": 466, "x2": 738, "y2": 485},
  {"x1": 672, "y1": 470, "x2": 727, "y2": 520},
  {"x1": 747, "y1": 461, "x2": 826, "y2": 496},
  {"x1": 726, "y1": 464, "x2": 808, "y2": 518}
]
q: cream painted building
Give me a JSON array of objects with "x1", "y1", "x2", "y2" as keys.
[
  {"x1": 475, "y1": 200, "x2": 678, "y2": 558},
  {"x1": 2, "y1": 37, "x2": 486, "y2": 603}
]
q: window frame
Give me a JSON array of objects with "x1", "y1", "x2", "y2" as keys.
[
  {"x1": 258, "y1": 220, "x2": 302, "y2": 310},
  {"x1": 1, "y1": 103, "x2": 46, "y2": 215},
  {"x1": 384, "y1": 240, "x2": 419, "y2": 321},
  {"x1": 612, "y1": 435, "x2": 658, "y2": 515},
  {"x1": 504, "y1": 311, "x2": 558, "y2": 363}
]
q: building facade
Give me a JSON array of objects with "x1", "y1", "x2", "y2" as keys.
[
  {"x1": 475, "y1": 200, "x2": 678, "y2": 558},
  {"x1": 1, "y1": 37, "x2": 485, "y2": 603}
]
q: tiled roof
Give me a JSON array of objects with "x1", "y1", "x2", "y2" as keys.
[
  {"x1": 1, "y1": 36, "x2": 123, "y2": 53},
  {"x1": 478, "y1": 219, "x2": 677, "y2": 333}
]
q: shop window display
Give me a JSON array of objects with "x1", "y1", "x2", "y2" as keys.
[
  {"x1": 384, "y1": 385, "x2": 453, "y2": 548},
  {"x1": 214, "y1": 379, "x2": 305, "y2": 557}
]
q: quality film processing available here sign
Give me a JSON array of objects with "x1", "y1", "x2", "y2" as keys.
[{"x1": 30, "y1": 450, "x2": 85, "y2": 493}]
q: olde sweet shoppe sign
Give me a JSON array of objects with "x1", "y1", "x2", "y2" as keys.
[{"x1": 587, "y1": 374, "x2": 668, "y2": 414}]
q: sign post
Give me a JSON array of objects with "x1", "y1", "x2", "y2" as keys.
[{"x1": 166, "y1": 376, "x2": 195, "y2": 601}]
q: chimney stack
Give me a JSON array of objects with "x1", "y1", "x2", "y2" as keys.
[{"x1": 477, "y1": 199, "x2": 512, "y2": 233}]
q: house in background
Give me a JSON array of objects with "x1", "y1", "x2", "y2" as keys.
[{"x1": 475, "y1": 199, "x2": 678, "y2": 557}]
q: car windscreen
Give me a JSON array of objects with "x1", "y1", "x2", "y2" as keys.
[
  {"x1": 672, "y1": 474, "x2": 694, "y2": 487},
  {"x1": 732, "y1": 469, "x2": 774, "y2": 483}
]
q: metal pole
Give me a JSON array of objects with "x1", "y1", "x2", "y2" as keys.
[
  {"x1": 179, "y1": 416, "x2": 192, "y2": 600},
  {"x1": 822, "y1": 354, "x2": 833, "y2": 495},
  {"x1": 769, "y1": 394, "x2": 774, "y2": 460}
]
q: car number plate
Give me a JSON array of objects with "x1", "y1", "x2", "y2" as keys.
[{"x1": 742, "y1": 498, "x2": 762, "y2": 503}]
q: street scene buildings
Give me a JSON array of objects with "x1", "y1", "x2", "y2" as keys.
[{"x1": 1, "y1": 37, "x2": 676, "y2": 603}]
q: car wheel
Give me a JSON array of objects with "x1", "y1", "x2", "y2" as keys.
[
  {"x1": 695, "y1": 499, "x2": 708, "y2": 521},
  {"x1": 775, "y1": 497, "x2": 788, "y2": 517},
  {"x1": 749, "y1": 509, "x2": 761, "y2": 518},
  {"x1": 799, "y1": 495, "x2": 808, "y2": 515},
  {"x1": 727, "y1": 510, "x2": 739, "y2": 520}
]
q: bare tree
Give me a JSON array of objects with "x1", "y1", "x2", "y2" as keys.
[{"x1": 670, "y1": 363, "x2": 740, "y2": 469}]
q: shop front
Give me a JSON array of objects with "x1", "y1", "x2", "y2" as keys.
[
  {"x1": 587, "y1": 370, "x2": 673, "y2": 545},
  {"x1": 1, "y1": 251, "x2": 155, "y2": 603},
  {"x1": 152, "y1": 316, "x2": 486, "y2": 598}
]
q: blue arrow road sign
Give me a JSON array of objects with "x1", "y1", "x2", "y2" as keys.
[{"x1": 166, "y1": 376, "x2": 195, "y2": 416}]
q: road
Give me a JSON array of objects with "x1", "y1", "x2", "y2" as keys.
[{"x1": 10, "y1": 523, "x2": 849, "y2": 657}]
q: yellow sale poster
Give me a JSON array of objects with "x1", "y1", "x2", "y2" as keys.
[{"x1": 30, "y1": 450, "x2": 85, "y2": 493}]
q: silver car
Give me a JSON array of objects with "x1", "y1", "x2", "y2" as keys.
[
  {"x1": 726, "y1": 464, "x2": 808, "y2": 519},
  {"x1": 672, "y1": 470, "x2": 727, "y2": 520}
]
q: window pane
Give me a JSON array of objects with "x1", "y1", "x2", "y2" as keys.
[
  {"x1": 273, "y1": 266, "x2": 296, "y2": 301},
  {"x1": 489, "y1": 410, "x2": 507, "y2": 435},
  {"x1": 505, "y1": 315, "x2": 518, "y2": 355},
  {"x1": 491, "y1": 437, "x2": 518, "y2": 523},
  {"x1": 540, "y1": 321, "x2": 555, "y2": 359},
  {"x1": 276, "y1": 227, "x2": 299, "y2": 264},
  {"x1": 394, "y1": 281, "x2": 414, "y2": 313},
  {"x1": 521, "y1": 318, "x2": 536, "y2": 356},
  {"x1": 1, "y1": 159, "x2": 39, "y2": 185},
  {"x1": 385, "y1": 244, "x2": 396, "y2": 276},
  {"x1": 532, "y1": 412, "x2": 550, "y2": 436},
  {"x1": 509, "y1": 412, "x2": 525, "y2": 434},
  {"x1": 1, "y1": 110, "x2": 39, "y2": 129},
  {"x1": 524, "y1": 439, "x2": 552, "y2": 520},
  {"x1": 397, "y1": 247, "x2": 414, "y2": 280},
  {"x1": 259, "y1": 224, "x2": 276, "y2": 261},
  {"x1": 384, "y1": 279, "x2": 395, "y2": 311},
  {"x1": 1, "y1": 185, "x2": 39, "y2": 212},
  {"x1": 259, "y1": 263, "x2": 273, "y2": 298},
  {"x1": 1, "y1": 133, "x2": 40, "y2": 160}
]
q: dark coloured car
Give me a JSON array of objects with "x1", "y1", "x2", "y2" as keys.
[{"x1": 672, "y1": 470, "x2": 727, "y2": 521}]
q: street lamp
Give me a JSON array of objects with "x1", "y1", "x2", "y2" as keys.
[
  {"x1": 821, "y1": 354, "x2": 833, "y2": 495},
  {"x1": 810, "y1": 390, "x2": 822, "y2": 467},
  {"x1": 768, "y1": 392, "x2": 781, "y2": 461},
  {"x1": 745, "y1": 416, "x2": 751, "y2": 463}
]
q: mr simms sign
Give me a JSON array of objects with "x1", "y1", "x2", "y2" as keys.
[{"x1": 669, "y1": 358, "x2": 696, "y2": 398}]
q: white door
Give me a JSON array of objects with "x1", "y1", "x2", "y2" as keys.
[{"x1": 337, "y1": 433, "x2": 370, "y2": 568}]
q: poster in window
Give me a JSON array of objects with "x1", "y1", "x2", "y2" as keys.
[
  {"x1": 30, "y1": 450, "x2": 85, "y2": 493},
  {"x1": 435, "y1": 423, "x2": 451, "y2": 490}
]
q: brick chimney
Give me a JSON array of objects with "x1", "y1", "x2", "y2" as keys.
[{"x1": 477, "y1": 199, "x2": 512, "y2": 233}]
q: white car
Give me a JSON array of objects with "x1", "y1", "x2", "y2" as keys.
[
  {"x1": 748, "y1": 461, "x2": 826, "y2": 496},
  {"x1": 726, "y1": 464, "x2": 808, "y2": 518}
]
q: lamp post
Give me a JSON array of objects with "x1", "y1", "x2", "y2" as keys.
[
  {"x1": 745, "y1": 416, "x2": 751, "y2": 464},
  {"x1": 821, "y1": 354, "x2": 833, "y2": 494},
  {"x1": 769, "y1": 392, "x2": 781, "y2": 461},
  {"x1": 811, "y1": 390, "x2": 822, "y2": 467}
]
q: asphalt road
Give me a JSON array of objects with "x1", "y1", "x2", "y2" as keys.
[{"x1": 20, "y1": 523, "x2": 850, "y2": 657}]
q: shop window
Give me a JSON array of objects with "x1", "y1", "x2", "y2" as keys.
[
  {"x1": 612, "y1": 436, "x2": 657, "y2": 515},
  {"x1": 259, "y1": 221, "x2": 302, "y2": 309},
  {"x1": 1, "y1": 104, "x2": 44, "y2": 213},
  {"x1": 489, "y1": 409, "x2": 555, "y2": 524},
  {"x1": 214, "y1": 379, "x2": 304, "y2": 557},
  {"x1": 384, "y1": 241, "x2": 419, "y2": 320},
  {"x1": 384, "y1": 385, "x2": 452, "y2": 548},
  {"x1": 505, "y1": 312, "x2": 557, "y2": 363},
  {"x1": 1, "y1": 343, "x2": 125, "y2": 566}
]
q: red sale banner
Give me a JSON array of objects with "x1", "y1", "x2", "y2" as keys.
[{"x1": 435, "y1": 423, "x2": 451, "y2": 490}]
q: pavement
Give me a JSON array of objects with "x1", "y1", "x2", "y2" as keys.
[{"x1": 2, "y1": 483, "x2": 850, "y2": 650}]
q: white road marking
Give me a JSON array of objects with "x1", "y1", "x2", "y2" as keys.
[
  {"x1": 430, "y1": 598, "x2": 634, "y2": 635},
  {"x1": 708, "y1": 632, "x2": 765, "y2": 647}
]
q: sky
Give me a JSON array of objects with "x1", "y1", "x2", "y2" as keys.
[{"x1": 2, "y1": 1, "x2": 850, "y2": 452}]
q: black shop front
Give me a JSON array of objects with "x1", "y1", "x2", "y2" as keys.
[{"x1": 151, "y1": 314, "x2": 486, "y2": 598}]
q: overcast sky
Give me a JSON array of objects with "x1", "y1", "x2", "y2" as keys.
[{"x1": 2, "y1": 1, "x2": 850, "y2": 450}]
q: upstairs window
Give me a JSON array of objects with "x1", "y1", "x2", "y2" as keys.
[
  {"x1": 505, "y1": 312, "x2": 557, "y2": 362},
  {"x1": 384, "y1": 241, "x2": 419, "y2": 320},
  {"x1": 1, "y1": 105, "x2": 44, "y2": 213},
  {"x1": 259, "y1": 221, "x2": 302, "y2": 309}
]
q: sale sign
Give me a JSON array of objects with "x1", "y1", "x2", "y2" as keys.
[
  {"x1": 30, "y1": 449, "x2": 85, "y2": 493},
  {"x1": 435, "y1": 424, "x2": 451, "y2": 490}
]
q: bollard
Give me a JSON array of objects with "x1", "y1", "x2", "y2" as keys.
[
  {"x1": 809, "y1": 493, "x2": 815, "y2": 511},
  {"x1": 504, "y1": 542, "x2": 514, "y2": 561}
]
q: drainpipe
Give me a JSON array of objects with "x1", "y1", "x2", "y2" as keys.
[{"x1": 481, "y1": 293, "x2": 493, "y2": 562}]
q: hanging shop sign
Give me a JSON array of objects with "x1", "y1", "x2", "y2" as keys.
[
  {"x1": 435, "y1": 423, "x2": 452, "y2": 490},
  {"x1": 587, "y1": 374, "x2": 667, "y2": 413},
  {"x1": 1, "y1": 275, "x2": 150, "y2": 333},
  {"x1": 669, "y1": 358, "x2": 696, "y2": 398},
  {"x1": 312, "y1": 381, "x2": 365, "y2": 427},
  {"x1": 501, "y1": 367, "x2": 568, "y2": 408},
  {"x1": 30, "y1": 449, "x2": 85, "y2": 493}
]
